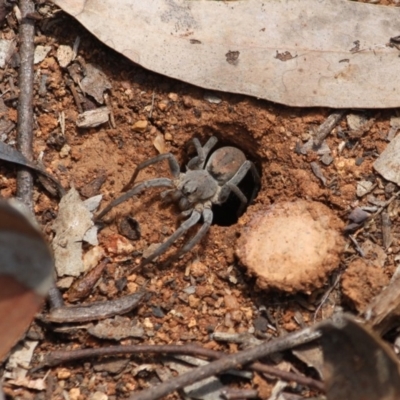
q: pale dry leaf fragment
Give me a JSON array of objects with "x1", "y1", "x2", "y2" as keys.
[
  {"x1": 76, "y1": 106, "x2": 110, "y2": 128},
  {"x1": 52, "y1": 0, "x2": 400, "y2": 108},
  {"x1": 374, "y1": 134, "x2": 400, "y2": 185},
  {"x1": 0, "y1": 39, "x2": 15, "y2": 68},
  {"x1": 34, "y1": 45, "x2": 51, "y2": 64},
  {"x1": 6, "y1": 341, "x2": 38, "y2": 373},
  {"x1": 80, "y1": 63, "x2": 112, "y2": 104},
  {"x1": 153, "y1": 133, "x2": 166, "y2": 153},
  {"x1": 6, "y1": 376, "x2": 46, "y2": 391},
  {"x1": 52, "y1": 188, "x2": 94, "y2": 276}
]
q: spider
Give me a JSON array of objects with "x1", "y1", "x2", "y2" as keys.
[{"x1": 96, "y1": 136, "x2": 260, "y2": 268}]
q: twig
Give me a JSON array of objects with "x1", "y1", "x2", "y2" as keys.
[
  {"x1": 36, "y1": 340, "x2": 324, "y2": 392},
  {"x1": 221, "y1": 388, "x2": 259, "y2": 399},
  {"x1": 17, "y1": 0, "x2": 35, "y2": 210},
  {"x1": 129, "y1": 327, "x2": 322, "y2": 400},
  {"x1": 313, "y1": 110, "x2": 346, "y2": 148},
  {"x1": 313, "y1": 272, "x2": 341, "y2": 322}
]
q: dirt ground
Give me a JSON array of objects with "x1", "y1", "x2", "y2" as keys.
[{"x1": 2, "y1": 1, "x2": 400, "y2": 399}]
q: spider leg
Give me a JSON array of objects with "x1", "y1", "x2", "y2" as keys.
[
  {"x1": 138, "y1": 210, "x2": 202, "y2": 268},
  {"x1": 164, "y1": 208, "x2": 213, "y2": 267},
  {"x1": 122, "y1": 153, "x2": 180, "y2": 192},
  {"x1": 95, "y1": 178, "x2": 173, "y2": 221},
  {"x1": 187, "y1": 136, "x2": 218, "y2": 170},
  {"x1": 219, "y1": 160, "x2": 260, "y2": 215}
]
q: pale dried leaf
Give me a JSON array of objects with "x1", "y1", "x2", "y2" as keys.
[
  {"x1": 374, "y1": 134, "x2": 400, "y2": 185},
  {"x1": 52, "y1": 188, "x2": 94, "y2": 276},
  {"x1": 52, "y1": 0, "x2": 400, "y2": 108},
  {"x1": 80, "y1": 63, "x2": 112, "y2": 104}
]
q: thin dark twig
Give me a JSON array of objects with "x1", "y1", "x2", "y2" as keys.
[
  {"x1": 128, "y1": 327, "x2": 321, "y2": 400},
  {"x1": 36, "y1": 342, "x2": 324, "y2": 391},
  {"x1": 36, "y1": 327, "x2": 322, "y2": 398},
  {"x1": 17, "y1": 0, "x2": 35, "y2": 210}
]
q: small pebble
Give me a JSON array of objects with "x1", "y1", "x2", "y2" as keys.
[
  {"x1": 348, "y1": 207, "x2": 370, "y2": 224},
  {"x1": 203, "y1": 92, "x2": 222, "y2": 104},
  {"x1": 59, "y1": 143, "x2": 71, "y2": 158},
  {"x1": 132, "y1": 120, "x2": 148, "y2": 132},
  {"x1": 164, "y1": 132, "x2": 173, "y2": 141},
  {"x1": 168, "y1": 92, "x2": 178, "y2": 101},
  {"x1": 357, "y1": 180, "x2": 374, "y2": 197}
]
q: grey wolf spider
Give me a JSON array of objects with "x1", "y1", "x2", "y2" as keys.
[{"x1": 96, "y1": 136, "x2": 260, "y2": 268}]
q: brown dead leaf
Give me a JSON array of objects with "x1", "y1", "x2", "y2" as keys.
[
  {"x1": 319, "y1": 315, "x2": 400, "y2": 400},
  {"x1": 52, "y1": 0, "x2": 400, "y2": 108}
]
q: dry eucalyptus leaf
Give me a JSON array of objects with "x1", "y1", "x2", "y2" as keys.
[
  {"x1": 52, "y1": 188, "x2": 94, "y2": 277},
  {"x1": 319, "y1": 315, "x2": 400, "y2": 400},
  {"x1": 80, "y1": 63, "x2": 112, "y2": 104},
  {"x1": 52, "y1": 0, "x2": 400, "y2": 108}
]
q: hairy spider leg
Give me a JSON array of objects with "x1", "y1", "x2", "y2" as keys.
[
  {"x1": 187, "y1": 136, "x2": 218, "y2": 170},
  {"x1": 122, "y1": 153, "x2": 181, "y2": 192},
  {"x1": 164, "y1": 208, "x2": 213, "y2": 267},
  {"x1": 95, "y1": 178, "x2": 173, "y2": 220},
  {"x1": 138, "y1": 210, "x2": 202, "y2": 269},
  {"x1": 219, "y1": 160, "x2": 260, "y2": 216}
]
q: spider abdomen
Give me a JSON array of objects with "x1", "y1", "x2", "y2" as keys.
[{"x1": 206, "y1": 146, "x2": 247, "y2": 185}]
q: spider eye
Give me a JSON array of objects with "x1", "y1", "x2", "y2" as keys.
[{"x1": 183, "y1": 183, "x2": 197, "y2": 196}]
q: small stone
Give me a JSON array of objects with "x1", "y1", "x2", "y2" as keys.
[
  {"x1": 143, "y1": 318, "x2": 154, "y2": 329},
  {"x1": 346, "y1": 113, "x2": 366, "y2": 131},
  {"x1": 168, "y1": 92, "x2": 178, "y2": 101},
  {"x1": 320, "y1": 154, "x2": 333, "y2": 166},
  {"x1": 348, "y1": 207, "x2": 370, "y2": 224},
  {"x1": 190, "y1": 260, "x2": 208, "y2": 277},
  {"x1": 236, "y1": 201, "x2": 344, "y2": 293},
  {"x1": 188, "y1": 294, "x2": 200, "y2": 308},
  {"x1": 56, "y1": 44, "x2": 74, "y2": 68},
  {"x1": 59, "y1": 143, "x2": 71, "y2": 158},
  {"x1": 34, "y1": 45, "x2": 51, "y2": 64},
  {"x1": 132, "y1": 120, "x2": 148, "y2": 132},
  {"x1": 158, "y1": 101, "x2": 168, "y2": 111},
  {"x1": 204, "y1": 92, "x2": 222, "y2": 104},
  {"x1": 69, "y1": 388, "x2": 81, "y2": 400},
  {"x1": 188, "y1": 317, "x2": 197, "y2": 328},
  {"x1": 357, "y1": 180, "x2": 373, "y2": 197},
  {"x1": 374, "y1": 134, "x2": 400, "y2": 185},
  {"x1": 106, "y1": 234, "x2": 134, "y2": 255},
  {"x1": 57, "y1": 368, "x2": 71, "y2": 379},
  {"x1": 89, "y1": 392, "x2": 108, "y2": 400},
  {"x1": 224, "y1": 294, "x2": 240, "y2": 310},
  {"x1": 164, "y1": 132, "x2": 173, "y2": 141},
  {"x1": 56, "y1": 276, "x2": 74, "y2": 289}
]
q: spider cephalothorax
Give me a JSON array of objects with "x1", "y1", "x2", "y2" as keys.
[{"x1": 96, "y1": 136, "x2": 260, "y2": 268}]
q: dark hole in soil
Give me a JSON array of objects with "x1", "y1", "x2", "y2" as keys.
[{"x1": 182, "y1": 135, "x2": 261, "y2": 227}]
